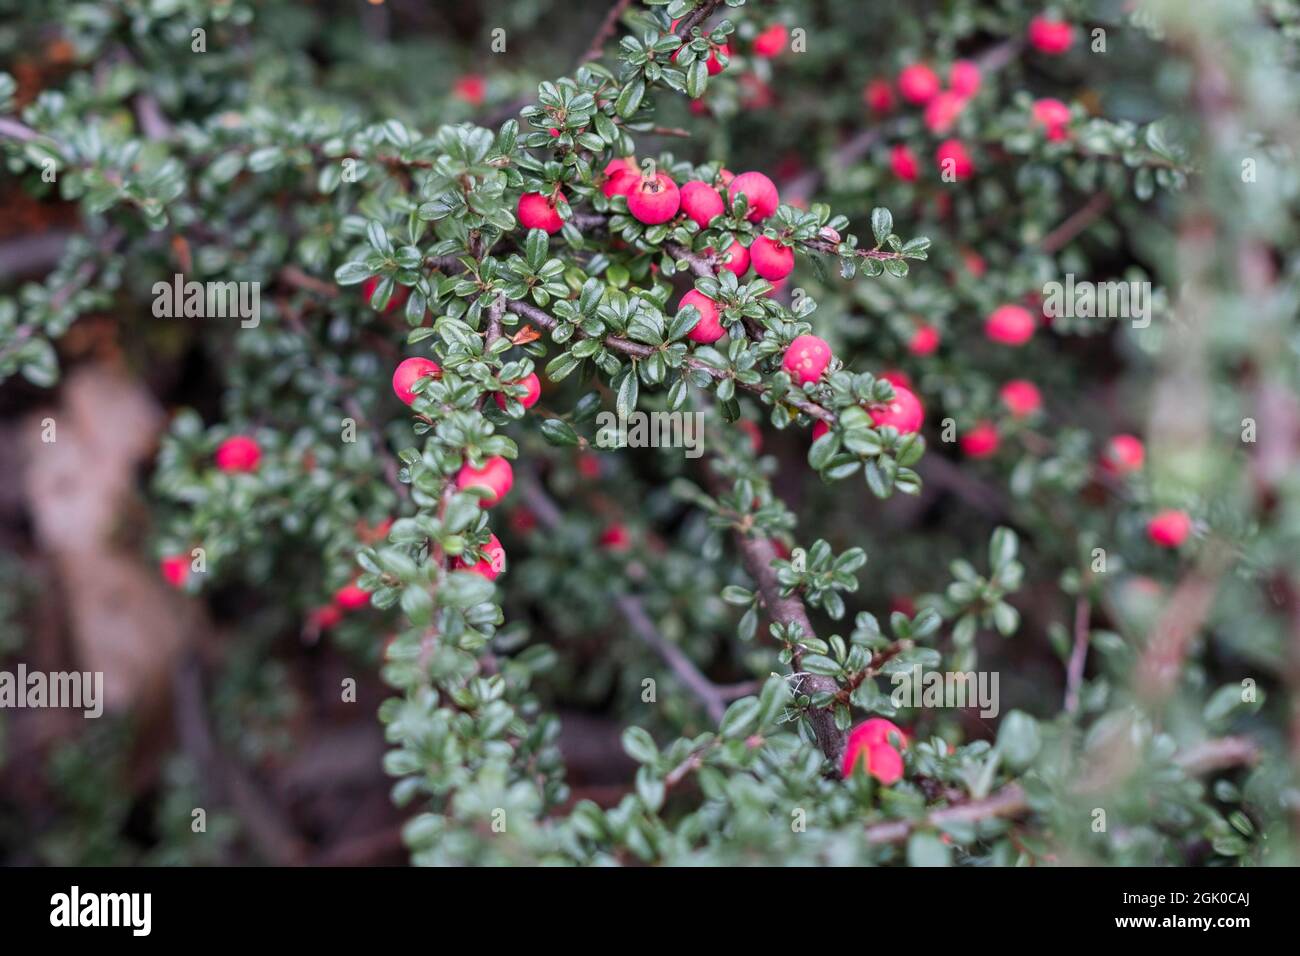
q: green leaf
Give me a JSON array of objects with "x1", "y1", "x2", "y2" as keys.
[
  {"x1": 540, "y1": 418, "x2": 580, "y2": 446},
  {"x1": 907, "y1": 832, "x2": 952, "y2": 867},
  {"x1": 871, "y1": 207, "x2": 893, "y2": 245},
  {"x1": 996, "y1": 710, "x2": 1041, "y2": 769},
  {"x1": 621, "y1": 725, "x2": 658, "y2": 763}
]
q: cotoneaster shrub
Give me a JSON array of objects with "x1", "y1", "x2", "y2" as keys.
[{"x1": 1, "y1": 0, "x2": 1297, "y2": 867}]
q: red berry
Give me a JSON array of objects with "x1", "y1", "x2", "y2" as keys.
[
  {"x1": 603, "y1": 169, "x2": 638, "y2": 198},
  {"x1": 961, "y1": 421, "x2": 1000, "y2": 458},
  {"x1": 879, "y1": 369, "x2": 913, "y2": 391},
  {"x1": 842, "y1": 718, "x2": 908, "y2": 783},
  {"x1": 935, "y1": 139, "x2": 974, "y2": 180},
  {"x1": 495, "y1": 371, "x2": 541, "y2": 410},
  {"x1": 812, "y1": 420, "x2": 831, "y2": 441},
  {"x1": 452, "y1": 74, "x2": 486, "y2": 107},
  {"x1": 518, "y1": 191, "x2": 565, "y2": 234},
  {"x1": 961, "y1": 249, "x2": 986, "y2": 278},
  {"x1": 392, "y1": 357, "x2": 441, "y2": 405},
  {"x1": 1102, "y1": 434, "x2": 1146, "y2": 474},
  {"x1": 1147, "y1": 509, "x2": 1191, "y2": 548},
  {"x1": 1032, "y1": 98, "x2": 1072, "y2": 140},
  {"x1": 334, "y1": 583, "x2": 371, "y2": 611},
  {"x1": 679, "y1": 289, "x2": 725, "y2": 344},
  {"x1": 707, "y1": 236, "x2": 750, "y2": 276},
  {"x1": 1028, "y1": 15, "x2": 1076, "y2": 55},
  {"x1": 311, "y1": 605, "x2": 343, "y2": 630},
  {"x1": 985, "y1": 304, "x2": 1036, "y2": 346},
  {"x1": 890, "y1": 144, "x2": 920, "y2": 182},
  {"x1": 600, "y1": 523, "x2": 632, "y2": 552},
  {"x1": 869, "y1": 385, "x2": 925, "y2": 434},
  {"x1": 456, "y1": 533, "x2": 506, "y2": 580},
  {"x1": 949, "y1": 60, "x2": 982, "y2": 99},
  {"x1": 782, "y1": 334, "x2": 833, "y2": 385},
  {"x1": 626, "y1": 172, "x2": 681, "y2": 225},
  {"x1": 897, "y1": 63, "x2": 940, "y2": 105},
  {"x1": 864, "y1": 78, "x2": 895, "y2": 114},
  {"x1": 924, "y1": 91, "x2": 966, "y2": 134},
  {"x1": 908, "y1": 324, "x2": 940, "y2": 356},
  {"x1": 576, "y1": 453, "x2": 601, "y2": 479},
  {"x1": 727, "y1": 171, "x2": 780, "y2": 222},
  {"x1": 672, "y1": 36, "x2": 729, "y2": 75},
  {"x1": 215, "y1": 435, "x2": 261, "y2": 473},
  {"x1": 456, "y1": 456, "x2": 514, "y2": 507},
  {"x1": 679, "y1": 180, "x2": 725, "y2": 227},
  {"x1": 738, "y1": 419, "x2": 763, "y2": 454},
  {"x1": 750, "y1": 235, "x2": 794, "y2": 281},
  {"x1": 753, "y1": 24, "x2": 788, "y2": 57},
  {"x1": 160, "y1": 555, "x2": 189, "y2": 588},
  {"x1": 363, "y1": 276, "x2": 409, "y2": 314},
  {"x1": 999, "y1": 380, "x2": 1042, "y2": 418}
]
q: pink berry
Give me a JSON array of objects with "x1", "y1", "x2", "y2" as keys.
[
  {"x1": 707, "y1": 236, "x2": 750, "y2": 276},
  {"x1": 456, "y1": 456, "x2": 514, "y2": 507},
  {"x1": 949, "y1": 59, "x2": 982, "y2": 99},
  {"x1": 924, "y1": 91, "x2": 966, "y2": 134},
  {"x1": 215, "y1": 436, "x2": 260, "y2": 473},
  {"x1": 864, "y1": 78, "x2": 894, "y2": 114},
  {"x1": 334, "y1": 583, "x2": 371, "y2": 611},
  {"x1": 812, "y1": 420, "x2": 831, "y2": 441},
  {"x1": 999, "y1": 380, "x2": 1042, "y2": 418},
  {"x1": 679, "y1": 180, "x2": 725, "y2": 227},
  {"x1": 392, "y1": 357, "x2": 441, "y2": 405},
  {"x1": 1102, "y1": 434, "x2": 1146, "y2": 475},
  {"x1": 495, "y1": 371, "x2": 541, "y2": 410},
  {"x1": 1032, "y1": 98, "x2": 1072, "y2": 139},
  {"x1": 600, "y1": 523, "x2": 632, "y2": 552},
  {"x1": 908, "y1": 324, "x2": 940, "y2": 356},
  {"x1": 869, "y1": 385, "x2": 925, "y2": 434},
  {"x1": 750, "y1": 235, "x2": 794, "y2": 281},
  {"x1": 897, "y1": 63, "x2": 940, "y2": 105},
  {"x1": 1028, "y1": 15, "x2": 1076, "y2": 55},
  {"x1": 985, "y1": 304, "x2": 1036, "y2": 346},
  {"x1": 1147, "y1": 509, "x2": 1191, "y2": 548},
  {"x1": 456, "y1": 533, "x2": 506, "y2": 580},
  {"x1": 518, "y1": 191, "x2": 564, "y2": 234},
  {"x1": 626, "y1": 172, "x2": 681, "y2": 225},
  {"x1": 452, "y1": 75, "x2": 486, "y2": 107},
  {"x1": 961, "y1": 421, "x2": 1000, "y2": 458},
  {"x1": 782, "y1": 334, "x2": 833, "y2": 386},
  {"x1": 753, "y1": 24, "x2": 788, "y2": 58},
  {"x1": 728, "y1": 171, "x2": 780, "y2": 222},
  {"x1": 679, "y1": 289, "x2": 725, "y2": 344},
  {"x1": 160, "y1": 555, "x2": 189, "y2": 589},
  {"x1": 890, "y1": 144, "x2": 919, "y2": 182},
  {"x1": 935, "y1": 139, "x2": 974, "y2": 180},
  {"x1": 841, "y1": 718, "x2": 908, "y2": 783}
]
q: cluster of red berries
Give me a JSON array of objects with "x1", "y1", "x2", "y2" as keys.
[
  {"x1": 657, "y1": 169, "x2": 792, "y2": 343},
  {"x1": 869, "y1": 59, "x2": 981, "y2": 184}
]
